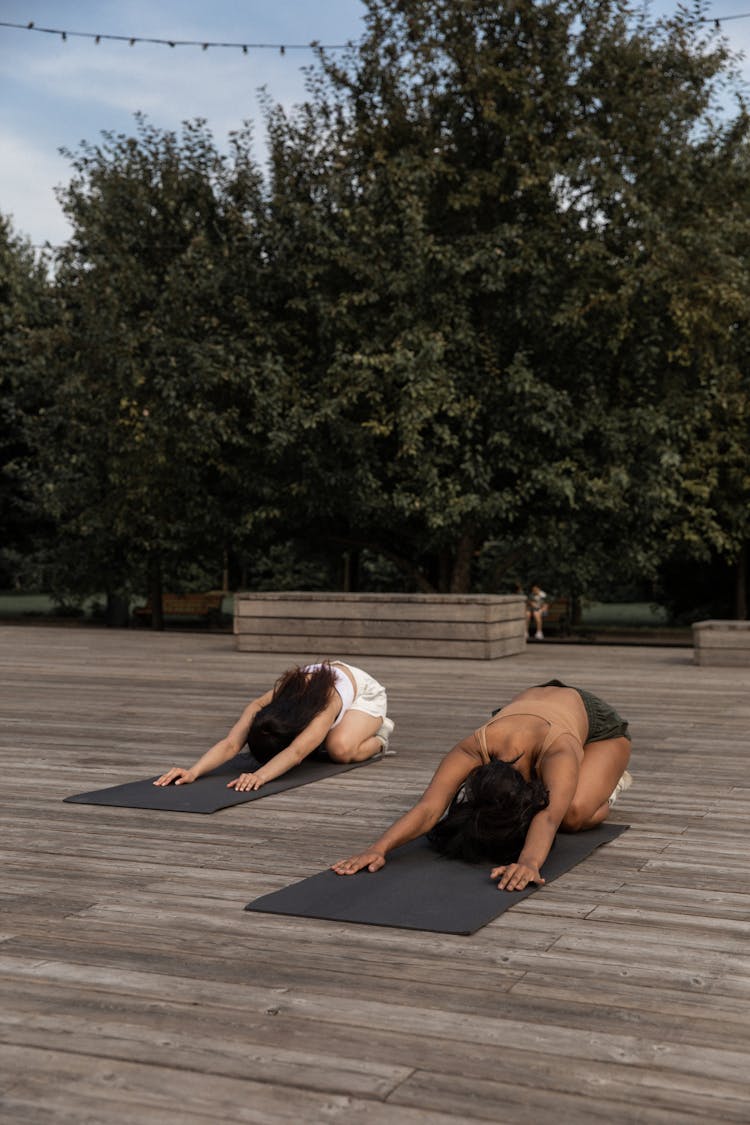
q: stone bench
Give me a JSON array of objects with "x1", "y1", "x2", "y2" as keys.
[
  {"x1": 692, "y1": 619, "x2": 750, "y2": 666},
  {"x1": 234, "y1": 592, "x2": 526, "y2": 660}
]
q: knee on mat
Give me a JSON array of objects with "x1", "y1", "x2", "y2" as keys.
[
  {"x1": 561, "y1": 801, "x2": 590, "y2": 832},
  {"x1": 324, "y1": 731, "x2": 358, "y2": 762}
]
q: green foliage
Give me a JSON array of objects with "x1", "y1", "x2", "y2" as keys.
[
  {"x1": 4, "y1": 1, "x2": 750, "y2": 616},
  {"x1": 22, "y1": 118, "x2": 276, "y2": 610},
  {"x1": 0, "y1": 215, "x2": 55, "y2": 584},
  {"x1": 259, "y1": 0, "x2": 750, "y2": 594}
]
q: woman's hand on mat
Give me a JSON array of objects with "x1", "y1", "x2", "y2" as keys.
[
  {"x1": 331, "y1": 850, "x2": 386, "y2": 875},
  {"x1": 153, "y1": 767, "x2": 197, "y2": 787},
  {"x1": 491, "y1": 861, "x2": 545, "y2": 892},
  {"x1": 227, "y1": 771, "x2": 265, "y2": 792}
]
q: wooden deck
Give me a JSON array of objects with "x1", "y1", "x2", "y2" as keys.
[{"x1": 1, "y1": 625, "x2": 749, "y2": 1123}]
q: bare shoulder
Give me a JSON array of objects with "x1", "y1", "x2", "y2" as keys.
[
  {"x1": 454, "y1": 733, "x2": 483, "y2": 760},
  {"x1": 421, "y1": 740, "x2": 482, "y2": 799},
  {"x1": 331, "y1": 661, "x2": 357, "y2": 689},
  {"x1": 537, "y1": 733, "x2": 584, "y2": 770}
]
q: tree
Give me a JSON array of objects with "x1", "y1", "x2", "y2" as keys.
[
  {"x1": 0, "y1": 215, "x2": 55, "y2": 587},
  {"x1": 12, "y1": 2, "x2": 750, "y2": 615},
  {"x1": 24, "y1": 117, "x2": 276, "y2": 624},
  {"x1": 549, "y1": 2, "x2": 750, "y2": 610},
  {"x1": 261, "y1": 0, "x2": 750, "y2": 595}
]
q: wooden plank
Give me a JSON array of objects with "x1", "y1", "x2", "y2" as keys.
[
  {"x1": 233, "y1": 616, "x2": 524, "y2": 642},
  {"x1": 692, "y1": 619, "x2": 750, "y2": 637},
  {"x1": 0, "y1": 1044, "x2": 460, "y2": 1125},
  {"x1": 235, "y1": 632, "x2": 524, "y2": 658},
  {"x1": 387, "y1": 1066, "x2": 750, "y2": 1124},
  {"x1": 694, "y1": 650, "x2": 750, "y2": 666},
  {"x1": 234, "y1": 591, "x2": 524, "y2": 607},
  {"x1": 693, "y1": 632, "x2": 750, "y2": 648},
  {"x1": 234, "y1": 598, "x2": 525, "y2": 623},
  {"x1": 2, "y1": 626, "x2": 750, "y2": 1122}
]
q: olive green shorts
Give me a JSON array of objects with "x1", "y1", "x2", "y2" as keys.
[{"x1": 538, "y1": 679, "x2": 631, "y2": 743}]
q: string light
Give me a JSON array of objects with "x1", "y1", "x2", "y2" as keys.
[
  {"x1": 702, "y1": 11, "x2": 750, "y2": 23},
  {"x1": 1, "y1": 8, "x2": 745, "y2": 76},
  {"x1": 0, "y1": 19, "x2": 349, "y2": 52}
]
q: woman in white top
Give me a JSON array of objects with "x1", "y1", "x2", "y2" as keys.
[{"x1": 154, "y1": 661, "x2": 392, "y2": 792}]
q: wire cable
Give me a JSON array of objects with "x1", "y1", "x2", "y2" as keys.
[{"x1": 0, "y1": 19, "x2": 350, "y2": 53}]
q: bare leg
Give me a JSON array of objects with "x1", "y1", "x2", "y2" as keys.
[
  {"x1": 325, "y1": 709, "x2": 384, "y2": 763},
  {"x1": 560, "y1": 736, "x2": 631, "y2": 831}
]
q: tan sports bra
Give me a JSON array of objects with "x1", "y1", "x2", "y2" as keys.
[{"x1": 472, "y1": 699, "x2": 583, "y2": 765}]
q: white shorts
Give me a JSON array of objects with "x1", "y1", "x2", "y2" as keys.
[{"x1": 336, "y1": 662, "x2": 389, "y2": 725}]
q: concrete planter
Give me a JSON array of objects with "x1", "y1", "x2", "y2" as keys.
[
  {"x1": 692, "y1": 619, "x2": 750, "y2": 666},
  {"x1": 234, "y1": 592, "x2": 526, "y2": 660}
]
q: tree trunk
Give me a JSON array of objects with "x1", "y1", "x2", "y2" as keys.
[
  {"x1": 105, "y1": 592, "x2": 130, "y2": 628},
  {"x1": 148, "y1": 555, "x2": 164, "y2": 631},
  {"x1": 222, "y1": 548, "x2": 230, "y2": 594},
  {"x1": 735, "y1": 543, "x2": 748, "y2": 620},
  {"x1": 437, "y1": 550, "x2": 452, "y2": 593},
  {"x1": 342, "y1": 549, "x2": 360, "y2": 592},
  {"x1": 449, "y1": 531, "x2": 476, "y2": 594}
]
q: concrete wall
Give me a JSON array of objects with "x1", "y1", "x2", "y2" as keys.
[
  {"x1": 234, "y1": 592, "x2": 526, "y2": 660},
  {"x1": 692, "y1": 619, "x2": 750, "y2": 666}
]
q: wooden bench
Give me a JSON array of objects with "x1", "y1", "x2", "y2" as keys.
[
  {"x1": 692, "y1": 619, "x2": 750, "y2": 666},
  {"x1": 133, "y1": 592, "x2": 225, "y2": 624},
  {"x1": 544, "y1": 597, "x2": 571, "y2": 635},
  {"x1": 234, "y1": 592, "x2": 527, "y2": 659}
]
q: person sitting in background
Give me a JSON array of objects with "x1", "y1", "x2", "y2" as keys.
[{"x1": 526, "y1": 583, "x2": 549, "y2": 639}]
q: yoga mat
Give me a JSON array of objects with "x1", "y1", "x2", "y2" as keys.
[
  {"x1": 64, "y1": 750, "x2": 390, "y2": 813},
  {"x1": 245, "y1": 822, "x2": 629, "y2": 934}
]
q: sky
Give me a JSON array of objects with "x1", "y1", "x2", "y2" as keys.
[{"x1": 2, "y1": 1, "x2": 750, "y2": 249}]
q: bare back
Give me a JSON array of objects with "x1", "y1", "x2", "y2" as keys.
[{"x1": 465, "y1": 684, "x2": 589, "y2": 777}]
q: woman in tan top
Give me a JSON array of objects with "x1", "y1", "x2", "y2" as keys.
[{"x1": 332, "y1": 680, "x2": 631, "y2": 892}]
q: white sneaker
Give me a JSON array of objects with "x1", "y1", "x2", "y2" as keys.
[
  {"x1": 375, "y1": 717, "x2": 395, "y2": 752},
  {"x1": 608, "y1": 770, "x2": 633, "y2": 807},
  {"x1": 536, "y1": 632, "x2": 544, "y2": 640}
]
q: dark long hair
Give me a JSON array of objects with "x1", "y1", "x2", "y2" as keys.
[
  {"x1": 428, "y1": 758, "x2": 549, "y2": 864},
  {"x1": 247, "y1": 663, "x2": 338, "y2": 764}
]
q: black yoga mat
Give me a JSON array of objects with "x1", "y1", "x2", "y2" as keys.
[
  {"x1": 245, "y1": 822, "x2": 629, "y2": 934},
  {"x1": 64, "y1": 750, "x2": 390, "y2": 813}
]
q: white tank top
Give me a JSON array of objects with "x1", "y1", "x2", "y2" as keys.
[{"x1": 302, "y1": 663, "x2": 354, "y2": 727}]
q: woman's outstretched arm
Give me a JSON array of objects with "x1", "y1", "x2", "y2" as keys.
[
  {"x1": 153, "y1": 689, "x2": 274, "y2": 786},
  {"x1": 227, "y1": 697, "x2": 341, "y2": 791},
  {"x1": 491, "y1": 740, "x2": 579, "y2": 890},
  {"x1": 331, "y1": 741, "x2": 478, "y2": 874}
]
